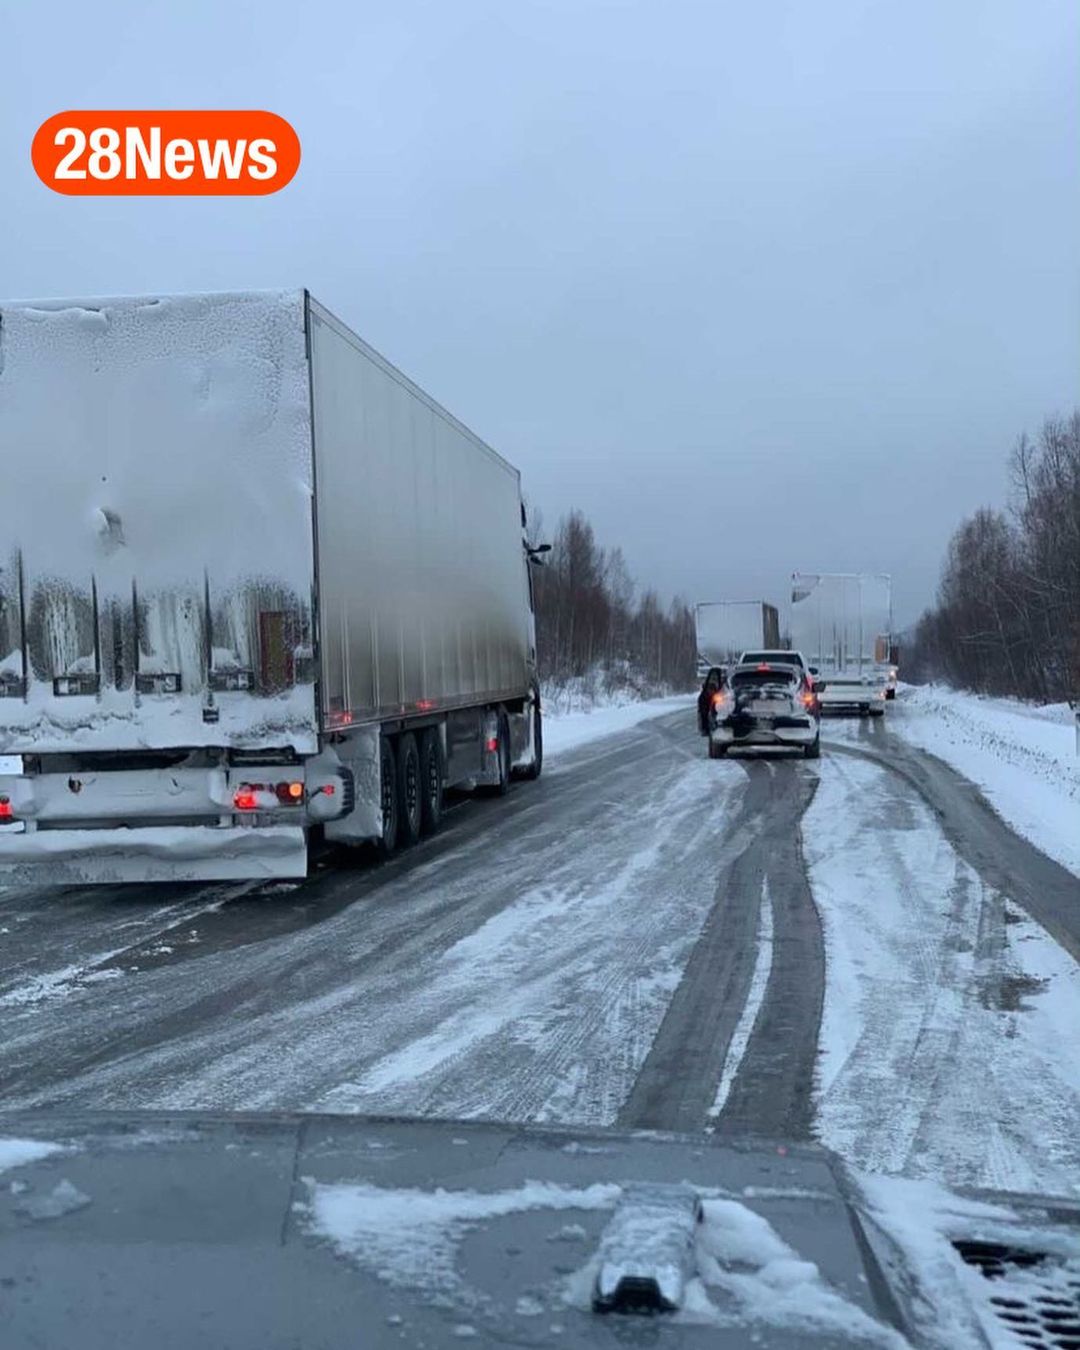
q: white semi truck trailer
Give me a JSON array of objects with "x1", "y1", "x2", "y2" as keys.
[
  {"x1": 0, "y1": 290, "x2": 543, "y2": 883},
  {"x1": 694, "y1": 601, "x2": 780, "y2": 676},
  {"x1": 789, "y1": 572, "x2": 892, "y2": 715}
]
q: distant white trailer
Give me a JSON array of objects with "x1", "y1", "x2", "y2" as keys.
[
  {"x1": 789, "y1": 573, "x2": 891, "y2": 715},
  {"x1": 694, "y1": 601, "x2": 780, "y2": 675}
]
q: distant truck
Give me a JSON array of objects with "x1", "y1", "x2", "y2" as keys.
[
  {"x1": 0, "y1": 290, "x2": 543, "y2": 883},
  {"x1": 886, "y1": 643, "x2": 900, "y2": 699},
  {"x1": 789, "y1": 573, "x2": 892, "y2": 716},
  {"x1": 694, "y1": 601, "x2": 780, "y2": 677}
]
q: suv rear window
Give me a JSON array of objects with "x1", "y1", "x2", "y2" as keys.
[
  {"x1": 732, "y1": 667, "x2": 801, "y2": 688},
  {"x1": 741, "y1": 651, "x2": 804, "y2": 668}
]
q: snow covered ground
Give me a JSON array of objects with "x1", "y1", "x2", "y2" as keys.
[
  {"x1": 543, "y1": 692, "x2": 695, "y2": 757},
  {"x1": 888, "y1": 686, "x2": 1080, "y2": 877},
  {"x1": 804, "y1": 749, "x2": 1080, "y2": 1197},
  {"x1": 0, "y1": 703, "x2": 746, "y2": 1124}
]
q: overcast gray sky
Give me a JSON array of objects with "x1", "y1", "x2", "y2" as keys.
[{"x1": 3, "y1": 0, "x2": 1077, "y2": 629}]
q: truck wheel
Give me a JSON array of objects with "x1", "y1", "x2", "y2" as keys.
[
  {"x1": 804, "y1": 735, "x2": 821, "y2": 759},
  {"x1": 396, "y1": 733, "x2": 423, "y2": 847},
  {"x1": 516, "y1": 699, "x2": 543, "y2": 781},
  {"x1": 708, "y1": 740, "x2": 727, "y2": 759},
  {"x1": 378, "y1": 738, "x2": 399, "y2": 856},
  {"x1": 419, "y1": 729, "x2": 443, "y2": 835}
]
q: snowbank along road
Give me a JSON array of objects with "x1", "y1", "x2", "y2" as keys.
[{"x1": 1, "y1": 691, "x2": 1078, "y2": 1199}]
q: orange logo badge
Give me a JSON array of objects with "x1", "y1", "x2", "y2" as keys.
[{"x1": 32, "y1": 111, "x2": 300, "y2": 195}]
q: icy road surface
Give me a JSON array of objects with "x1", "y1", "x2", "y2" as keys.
[{"x1": 1, "y1": 692, "x2": 1079, "y2": 1200}]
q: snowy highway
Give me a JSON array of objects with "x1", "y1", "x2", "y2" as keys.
[{"x1": 1, "y1": 694, "x2": 1079, "y2": 1199}]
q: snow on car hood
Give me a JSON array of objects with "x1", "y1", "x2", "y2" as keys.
[{"x1": 3, "y1": 1112, "x2": 1080, "y2": 1348}]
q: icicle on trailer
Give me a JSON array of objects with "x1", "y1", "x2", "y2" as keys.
[{"x1": 0, "y1": 290, "x2": 542, "y2": 883}]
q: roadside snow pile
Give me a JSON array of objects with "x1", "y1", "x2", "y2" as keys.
[
  {"x1": 892, "y1": 686, "x2": 1080, "y2": 876},
  {"x1": 544, "y1": 690, "x2": 694, "y2": 757},
  {"x1": 542, "y1": 665, "x2": 690, "y2": 716}
]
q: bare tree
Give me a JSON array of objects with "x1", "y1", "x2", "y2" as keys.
[
  {"x1": 907, "y1": 411, "x2": 1080, "y2": 701},
  {"x1": 533, "y1": 508, "x2": 696, "y2": 699}
]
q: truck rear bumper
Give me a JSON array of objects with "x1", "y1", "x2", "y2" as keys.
[
  {"x1": 0, "y1": 824, "x2": 307, "y2": 884},
  {"x1": 818, "y1": 690, "x2": 886, "y2": 711}
]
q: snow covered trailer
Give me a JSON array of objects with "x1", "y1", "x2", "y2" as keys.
[
  {"x1": 789, "y1": 572, "x2": 891, "y2": 715},
  {"x1": 0, "y1": 290, "x2": 541, "y2": 883},
  {"x1": 694, "y1": 601, "x2": 779, "y2": 675}
]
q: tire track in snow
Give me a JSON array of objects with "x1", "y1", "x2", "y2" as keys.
[
  {"x1": 715, "y1": 783, "x2": 823, "y2": 1141},
  {"x1": 618, "y1": 758, "x2": 823, "y2": 1137},
  {"x1": 708, "y1": 877, "x2": 773, "y2": 1120},
  {"x1": 313, "y1": 757, "x2": 741, "y2": 1124},
  {"x1": 823, "y1": 725, "x2": 1080, "y2": 966}
]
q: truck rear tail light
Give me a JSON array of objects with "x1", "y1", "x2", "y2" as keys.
[
  {"x1": 53, "y1": 673, "x2": 100, "y2": 697},
  {"x1": 802, "y1": 692, "x2": 816, "y2": 708},
  {"x1": 711, "y1": 691, "x2": 728, "y2": 709},
  {"x1": 233, "y1": 787, "x2": 259, "y2": 811},
  {"x1": 136, "y1": 672, "x2": 182, "y2": 694},
  {"x1": 210, "y1": 669, "x2": 255, "y2": 692},
  {"x1": 486, "y1": 736, "x2": 499, "y2": 752},
  {"x1": 275, "y1": 780, "x2": 304, "y2": 804},
  {"x1": 0, "y1": 797, "x2": 12, "y2": 821}
]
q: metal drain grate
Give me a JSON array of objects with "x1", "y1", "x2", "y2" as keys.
[{"x1": 953, "y1": 1239, "x2": 1080, "y2": 1349}]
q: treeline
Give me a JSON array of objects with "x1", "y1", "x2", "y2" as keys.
[
  {"x1": 907, "y1": 413, "x2": 1080, "y2": 701},
  {"x1": 531, "y1": 509, "x2": 697, "y2": 698}
]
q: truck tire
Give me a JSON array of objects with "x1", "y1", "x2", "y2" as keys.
[
  {"x1": 396, "y1": 733, "x2": 423, "y2": 848},
  {"x1": 516, "y1": 699, "x2": 543, "y2": 781},
  {"x1": 804, "y1": 735, "x2": 821, "y2": 759},
  {"x1": 419, "y1": 728, "x2": 443, "y2": 835},
  {"x1": 378, "y1": 737, "x2": 399, "y2": 857},
  {"x1": 708, "y1": 740, "x2": 727, "y2": 759}
]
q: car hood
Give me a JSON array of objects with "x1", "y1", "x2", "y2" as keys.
[{"x1": 2, "y1": 1111, "x2": 1079, "y2": 1349}]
